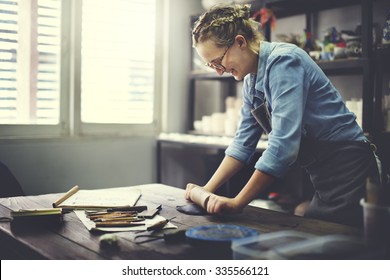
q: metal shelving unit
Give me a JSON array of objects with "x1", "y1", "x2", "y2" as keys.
[{"x1": 187, "y1": 0, "x2": 378, "y2": 132}]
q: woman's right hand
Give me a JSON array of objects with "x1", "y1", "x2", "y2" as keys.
[{"x1": 185, "y1": 183, "x2": 202, "y2": 201}]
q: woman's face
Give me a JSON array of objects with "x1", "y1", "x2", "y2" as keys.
[{"x1": 195, "y1": 37, "x2": 258, "y2": 81}]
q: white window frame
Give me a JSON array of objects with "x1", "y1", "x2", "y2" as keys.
[{"x1": 0, "y1": 0, "x2": 163, "y2": 139}]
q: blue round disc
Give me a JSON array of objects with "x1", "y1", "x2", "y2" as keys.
[{"x1": 185, "y1": 224, "x2": 259, "y2": 244}]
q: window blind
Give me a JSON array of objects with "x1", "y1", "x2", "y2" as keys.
[
  {"x1": 0, "y1": 0, "x2": 18, "y2": 122},
  {"x1": 80, "y1": 0, "x2": 156, "y2": 124},
  {"x1": 36, "y1": 0, "x2": 61, "y2": 123},
  {"x1": 0, "y1": 0, "x2": 61, "y2": 124}
]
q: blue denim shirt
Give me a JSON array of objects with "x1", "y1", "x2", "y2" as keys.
[{"x1": 225, "y1": 41, "x2": 366, "y2": 178}]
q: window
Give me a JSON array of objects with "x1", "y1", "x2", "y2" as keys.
[
  {"x1": 0, "y1": 0, "x2": 159, "y2": 138},
  {"x1": 0, "y1": 0, "x2": 60, "y2": 125},
  {"x1": 80, "y1": 0, "x2": 155, "y2": 124}
]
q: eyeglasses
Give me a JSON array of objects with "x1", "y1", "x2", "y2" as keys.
[{"x1": 205, "y1": 45, "x2": 231, "y2": 72}]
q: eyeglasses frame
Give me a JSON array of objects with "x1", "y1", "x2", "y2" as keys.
[{"x1": 205, "y1": 44, "x2": 232, "y2": 72}]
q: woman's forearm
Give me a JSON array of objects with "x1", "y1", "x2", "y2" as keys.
[
  {"x1": 204, "y1": 155, "x2": 244, "y2": 193},
  {"x1": 234, "y1": 169, "x2": 276, "y2": 208}
]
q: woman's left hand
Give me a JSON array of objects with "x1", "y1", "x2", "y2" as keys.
[{"x1": 206, "y1": 194, "x2": 243, "y2": 214}]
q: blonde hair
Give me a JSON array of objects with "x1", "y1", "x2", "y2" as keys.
[{"x1": 192, "y1": 4, "x2": 264, "y2": 54}]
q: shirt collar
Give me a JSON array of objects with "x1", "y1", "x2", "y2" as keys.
[{"x1": 254, "y1": 41, "x2": 272, "y2": 92}]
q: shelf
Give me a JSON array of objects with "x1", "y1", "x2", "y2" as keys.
[
  {"x1": 262, "y1": 0, "x2": 381, "y2": 18},
  {"x1": 318, "y1": 57, "x2": 368, "y2": 75},
  {"x1": 157, "y1": 133, "x2": 267, "y2": 151},
  {"x1": 190, "y1": 58, "x2": 368, "y2": 79},
  {"x1": 189, "y1": 71, "x2": 236, "y2": 81}
]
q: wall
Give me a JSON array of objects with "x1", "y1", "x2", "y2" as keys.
[
  {"x1": 162, "y1": 0, "x2": 204, "y2": 133},
  {"x1": 0, "y1": 137, "x2": 156, "y2": 195}
]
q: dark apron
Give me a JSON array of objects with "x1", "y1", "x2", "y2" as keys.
[
  {"x1": 298, "y1": 137, "x2": 378, "y2": 227},
  {"x1": 252, "y1": 101, "x2": 378, "y2": 227},
  {"x1": 251, "y1": 100, "x2": 272, "y2": 134}
]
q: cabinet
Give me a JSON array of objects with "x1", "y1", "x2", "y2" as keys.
[
  {"x1": 156, "y1": 135, "x2": 309, "y2": 205},
  {"x1": 156, "y1": 138, "x2": 262, "y2": 197}
]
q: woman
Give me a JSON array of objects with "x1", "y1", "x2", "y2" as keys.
[{"x1": 185, "y1": 4, "x2": 379, "y2": 227}]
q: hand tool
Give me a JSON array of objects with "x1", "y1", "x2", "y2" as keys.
[
  {"x1": 146, "y1": 217, "x2": 176, "y2": 231},
  {"x1": 135, "y1": 229, "x2": 186, "y2": 244}
]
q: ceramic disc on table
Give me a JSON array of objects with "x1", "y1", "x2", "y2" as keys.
[{"x1": 185, "y1": 224, "x2": 259, "y2": 246}]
